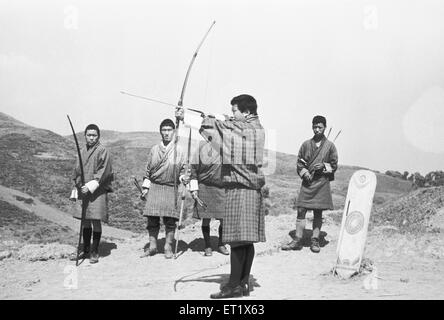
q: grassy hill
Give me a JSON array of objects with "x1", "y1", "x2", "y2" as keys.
[
  {"x1": 0, "y1": 200, "x2": 77, "y2": 251},
  {"x1": 0, "y1": 112, "x2": 76, "y2": 211},
  {"x1": 0, "y1": 112, "x2": 415, "y2": 234},
  {"x1": 371, "y1": 186, "x2": 444, "y2": 233}
]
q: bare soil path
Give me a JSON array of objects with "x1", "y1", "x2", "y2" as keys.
[{"x1": 1, "y1": 202, "x2": 443, "y2": 300}]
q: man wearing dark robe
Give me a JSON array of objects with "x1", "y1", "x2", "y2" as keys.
[
  {"x1": 282, "y1": 115, "x2": 338, "y2": 253},
  {"x1": 70, "y1": 124, "x2": 114, "y2": 264}
]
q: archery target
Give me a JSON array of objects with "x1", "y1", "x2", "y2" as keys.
[
  {"x1": 345, "y1": 211, "x2": 365, "y2": 235},
  {"x1": 335, "y1": 170, "x2": 377, "y2": 279}
]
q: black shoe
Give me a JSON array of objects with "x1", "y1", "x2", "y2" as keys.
[
  {"x1": 281, "y1": 238, "x2": 303, "y2": 251},
  {"x1": 240, "y1": 283, "x2": 250, "y2": 297},
  {"x1": 210, "y1": 285, "x2": 243, "y2": 299},
  {"x1": 218, "y1": 245, "x2": 229, "y2": 255},
  {"x1": 89, "y1": 252, "x2": 99, "y2": 264},
  {"x1": 310, "y1": 238, "x2": 320, "y2": 253},
  {"x1": 70, "y1": 250, "x2": 90, "y2": 261},
  {"x1": 204, "y1": 247, "x2": 213, "y2": 256}
]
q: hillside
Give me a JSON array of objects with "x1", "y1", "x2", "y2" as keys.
[
  {"x1": 372, "y1": 186, "x2": 444, "y2": 233},
  {"x1": 0, "y1": 113, "x2": 76, "y2": 212},
  {"x1": 0, "y1": 200, "x2": 78, "y2": 251},
  {"x1": 0, "y1": 112, "x2": 414, "y2": 233}
]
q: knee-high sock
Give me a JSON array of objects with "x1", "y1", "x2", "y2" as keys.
[
  {"x1": 163, "y1": 217, "x2": 177, "y2": 235},
  {"x1": 82, "y1": 228, "x2": 92, "y2": 252},
  {"x1": 91, "y1": 231, "x2": 101, "y2": 254},
  {"x1": 218, "y1": 221, "x2": 224, "y2": 246},
  {"x1": 312, "y1": 211, "x2": 323, "y2": 239},
  {"x1": 241, "y1": 244, "x2": 255, "y2": 285},
  {"x1": 147, "y1": 216, "x2": 160, "y2": 238},
  {"x1": 202, "y1": 225, "x2": 211, "y2": 248},
  {"x1": 229, "y1": 246, "x2": 245, "y2": 287},
  {"x1": 295, "y1": 218, "x2": 306, "y2": 239}
]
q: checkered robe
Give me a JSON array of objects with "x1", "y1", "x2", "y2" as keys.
[
  {"x1": 200, "y1": 115, "x2": 266, "y2": 243},
  {"x1": 296, "y1": 136, "x2": 338, "y2": 210},
  {"x1": 142, "y1": 140, "x2": 189, "y2": 218},
  {"x1": 72, "y1": 142, "x2": 114, "y2": 222}
]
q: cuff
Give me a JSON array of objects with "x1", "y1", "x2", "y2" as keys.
[
  {"x1": 70, "y1": 188, "x2": 78, "y2": 200},
  {"x1": 323, "y1": 163, "x2": 333, "y2": 173},
  {"x1": 142, "y1": 178, "x2": 151, "y2": 189},
  {"x1": 85, "y1": 180, "x2": 99, "y2": 193},
  {"x1": 189, "y1": 179, "x2": 199, "y2": 192},
  {"x1": 299, "y1": 168, "x2": 309, "y2": 179}
]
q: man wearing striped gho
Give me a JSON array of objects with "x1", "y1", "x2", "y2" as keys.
[
  {"x1": 197, "y1": 94, "x2": 266, "y2": 299},
  {"x1": 140, "y1": 119, "x2": 187, "y2": 259}
]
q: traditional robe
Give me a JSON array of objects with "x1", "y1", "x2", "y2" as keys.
[
  {"x1": 142, "y1": 139, "x2": 187, "y2": 218},
  {"x1": 200, "y1": 115, "x2": 266, "y2": 243},
  {"x1": 72, "y1": 141, "x2": 114, "y2": 222},
  {"x1": 190, "y1": 139, "x2": 225, "y2": 219},
  {"x1": 296, "y1": 135, "x2": 338, "y2": 210}
]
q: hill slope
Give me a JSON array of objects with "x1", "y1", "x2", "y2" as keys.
[
  {"x1": 372, "y1": 186, "x2": 444, "y2": 233},
  {"x1": 0, "y1": 113, "x2": 76, "y2": 211}
]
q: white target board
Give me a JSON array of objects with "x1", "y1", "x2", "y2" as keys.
[{"x1": 334, "y1": 170, "x2": 377, "y2": 279}]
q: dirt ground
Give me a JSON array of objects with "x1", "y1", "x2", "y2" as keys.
[{"x1": 1, "y1": 211, "x2": 443, "y2": 300}]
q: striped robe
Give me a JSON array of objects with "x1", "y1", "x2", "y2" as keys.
[
  {"x1": 72, "y1": 141, "x2": 114, "y2": 222},
  {"x1": 296, "y1": 136, "x2": 338, "y2": 210},
  {"x1": 142, "y1": 139, "x2": 188, "y2": 218},
  {"x1": 200, "y1": 115, "x2": 266, "y2": 244}
]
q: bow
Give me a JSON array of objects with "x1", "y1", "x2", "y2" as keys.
[
  {"x1": 173, "y1": 21, "x2": 216, "y2": 208},
  {"x1": 172, "y1": 21, "x2": 215, "y2": 259},
  {"x1": 67, "y1": 115, "x2": 88, "y2": 267}
]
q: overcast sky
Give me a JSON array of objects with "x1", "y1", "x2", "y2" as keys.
[{"x1": 1, "y1": 0, "x2": 444, "y2": 175}]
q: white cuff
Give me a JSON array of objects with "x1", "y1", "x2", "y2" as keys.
[
  {"x1": 189, "y1": 179, "x2": 199, "y2": 192},
  {"x1": 299, "y1": 168, "x2": 309, "y2": 178},
  {"x1": 70, "y1": 188, "x2": 78, "y2": 200},
  {"x1": 85, "y1": 180, "x2": 100, "y2": 193},
  {"x1": 142, "y1": 178, "x2": 151, "y2": 189},
  {"x1": 323, "y1": 163, "x2": 333, "y2": 173}
]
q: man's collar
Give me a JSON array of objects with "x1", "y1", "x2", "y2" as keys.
[
  {"x1": 312, "y1": 135, "x2": 326, "y2": 142},
  {"x1": 245, "y1": 114, "x2": 258, "y2": 122},
  {"x1": 86, "y1": 141, "x2": 100, "y2": 150}
]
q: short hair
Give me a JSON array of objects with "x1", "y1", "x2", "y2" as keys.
[
  {"x1": 84, "y1": 124, "x2": 100, "y2": 137},
  {"x1": 159, "y1": 118, "x2": 175, "y2": 131},
  {"x1": 230, "y1": 94, "x2": 258, "y2": 115},
  {"x1": 312, "y1": 115, "x2": 326, "y2": 127}
]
